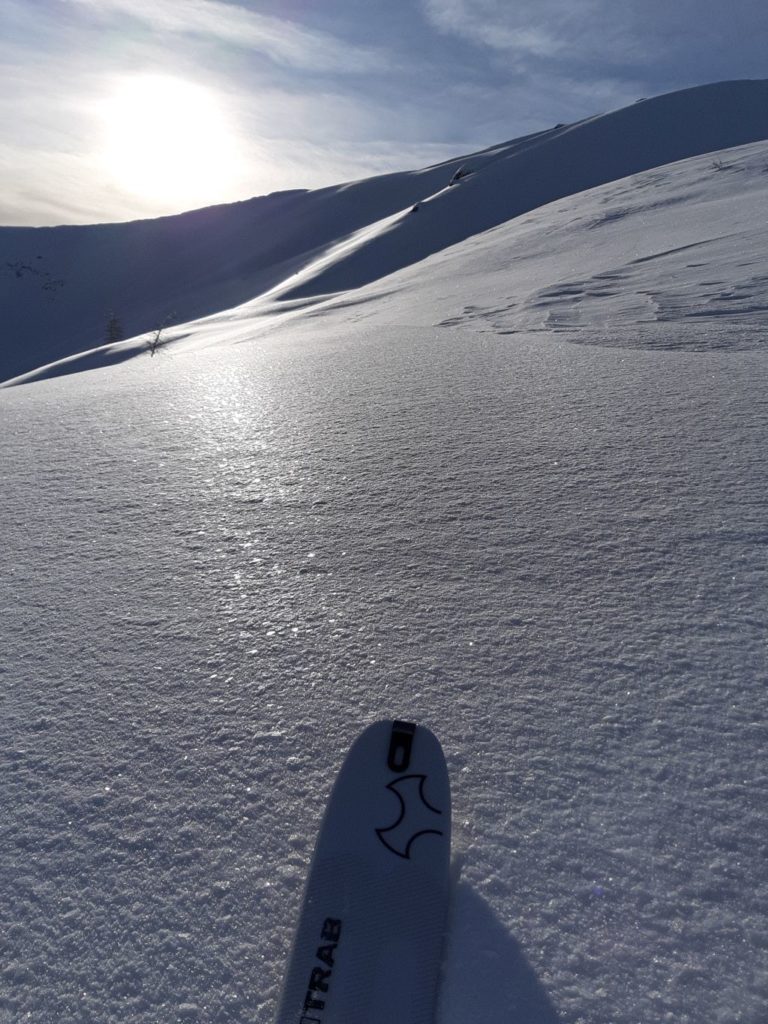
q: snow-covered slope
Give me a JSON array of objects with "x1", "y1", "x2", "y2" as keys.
[
  {"x1": 2, "y1": 78, "x2": 767, "y2": 384},
  {"x1": 13, "y1": 133, "x2": 767, "y2": 387},
  {"x1": 1, "y1": 83, "x2": 767, "y2": 1024},
  {"x1": 320, "y1": 139, "x2": 768, "y2": 356}
]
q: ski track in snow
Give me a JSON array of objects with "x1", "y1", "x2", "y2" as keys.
[{"x1": 2, "y1": 96, "x2": 768, "y2": 1024}]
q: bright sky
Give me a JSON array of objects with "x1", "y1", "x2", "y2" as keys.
[{"x1": 1, "y1": 0, "x2": 766, "y2": 226}]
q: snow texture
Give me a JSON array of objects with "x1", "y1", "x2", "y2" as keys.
[{"x1": 1, "y1": 80, "x2": 768, "y2": 1024}]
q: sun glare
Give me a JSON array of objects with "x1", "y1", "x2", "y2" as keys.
[{"x1": 100, "y1": 75, "x2": 246, "y2": 210}]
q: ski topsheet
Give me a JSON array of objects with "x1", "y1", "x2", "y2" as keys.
[{"x1": 275, "y1": 720, "x2": 451, "y2": 1024}]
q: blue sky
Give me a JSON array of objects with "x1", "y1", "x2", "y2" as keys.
[{"x1": 1, "y1": 0, "x2": 766, "y2": 225}]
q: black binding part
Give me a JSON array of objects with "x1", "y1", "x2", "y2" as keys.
[{"x1": 388, "y1": 720, "x2": 416, "y2": 773}]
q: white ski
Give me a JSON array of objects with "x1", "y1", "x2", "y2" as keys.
[{"x1": 275, "y1": 719, "x2": 451, "y2": 1024}]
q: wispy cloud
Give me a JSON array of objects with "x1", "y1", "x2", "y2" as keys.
[
  {"x1": 0, "y1": 33, "x2": 459, "y2": 225},
  {"x1": 0, "y1": 141, "x2": 143, "y2": 225},
  {"x1": 423, "y1": 0, "x2": 567, "y2": 59},
  {"x1": 2, "y1": 0, "x2": 765, "y2": 226},
  {"x1": 422, "y1": 0, "x2": 768, "y2": 79},
  {"x1": 68, "y1": 0, "x2": 387, "y2": 72}
]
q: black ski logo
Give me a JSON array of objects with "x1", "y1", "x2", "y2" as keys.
[
  {"x1": 375, "y1": 774, "x2": 443, "y2": 859},
  {"x1": 300, "y1": 917, "x2": 342, "y2": 1022}
]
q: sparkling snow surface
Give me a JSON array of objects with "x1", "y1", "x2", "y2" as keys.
[{"x1": 2, "y1": 145, "x2": 768, "y2": 1022}]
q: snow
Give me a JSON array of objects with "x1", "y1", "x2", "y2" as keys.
[
  {"x1": 3, "y1": 78, "x2": 768, "y2": 385},
  {"x1": 2, "y1": 80, "x2": 768, "y2": 1024}
]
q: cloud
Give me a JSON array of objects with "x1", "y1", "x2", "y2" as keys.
[
  {"x1": 0, "y1": 141, "x2": 153, "y2": 225},
  {"x1": 421, "y1": 0, "x2": 768, "y2": 81},
  {"x1": 68, "y1": 0, "x2": 387, "y2": 73},
  {"x1": 0, "y1": 34, "x2": 459, "y2": 225},
  {"x1": 423, "y1": 0, "x2": 568, "y2": 59},
  {"x1": 4, "y1": 0, "x2": 764, "y2": 226}
]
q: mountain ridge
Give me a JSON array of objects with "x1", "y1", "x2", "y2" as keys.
[{"x1": 2, "y1": 78, "x2": 767, "y2": 384}]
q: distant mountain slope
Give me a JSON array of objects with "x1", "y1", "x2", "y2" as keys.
[
  {"x1": 13, "y1": 137, "x2": 768, "y2": 388},
  {"x1": 0, "y1": 133, "x2": 549, "y2": 384},
  {"x1": 278, "y1": 80, "x2": 768, "y2": 302},
  {"x1": 337, "y1": 139, "x2": 768, "y2": 357},
  {"x1": 2, "y1": 79, "x2": 767, "y2": 384}
]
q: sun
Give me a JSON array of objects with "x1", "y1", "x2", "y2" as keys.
[{"x1": 100, "y1": 74, "x2": 245, "y2": 210}]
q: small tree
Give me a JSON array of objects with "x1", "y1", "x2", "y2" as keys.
[
  {"x1": 106, "y1": 313, "x2": 123, "y2": 344},
  {"x1": 145, "y1": 313, "x2": 175, "y2": 357},
  {"x1": 147, "y1": 325, "x2": 163, "y2": 356}
]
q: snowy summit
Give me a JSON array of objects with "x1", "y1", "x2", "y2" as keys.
[{"x1": 1, "y1": 79, "x2": 767, "y2": 1024}]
